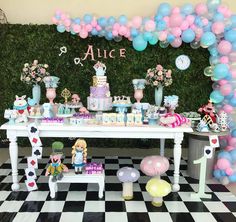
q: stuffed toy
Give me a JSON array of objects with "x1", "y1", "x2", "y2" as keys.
[
  {"x1": 45, "y1": 153, "x2": 69, "y2": 182},
  {"x1": 13, "y1": 95, "x2": 29, "y2": 123},
  {"x1": 160, "y1": 113, "x2": 189, "y2": 128},
  {"x1": 198, "y1": 100, "x2": 217, "y2": 123}
]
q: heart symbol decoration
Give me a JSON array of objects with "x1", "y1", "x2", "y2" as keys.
[
  {"x1": 32, "y1": 138, "x2": 38, "y2": 144},
  {"x1": 30, "y1": 160, "x2": 36, "y2": 166},
  {"x1": 28, "y1": 182, "x2": 35, "y2": 187},
  {"x1": 212, "y1": 139, "x2": 217, "y2": 144}
]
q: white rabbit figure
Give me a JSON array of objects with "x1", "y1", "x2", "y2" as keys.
[{"x1": 13, "y1": 95, "x2": 29, "y2": 123}]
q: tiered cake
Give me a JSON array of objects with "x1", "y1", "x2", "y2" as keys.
[{"x1": 87, "y1": 62, "x2": 112, "y2": 111}]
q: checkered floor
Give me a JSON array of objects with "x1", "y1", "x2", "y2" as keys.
[{"x1": 0, "y1": 156, "x2": 235, "y2": 222}]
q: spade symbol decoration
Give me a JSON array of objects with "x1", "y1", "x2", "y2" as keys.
[
  {"x1": 34, "y1": 150, "x2": 41, "y2": 156},
  {"x1": 28, "y1": 171, "x2": 34, "y2": 177}
]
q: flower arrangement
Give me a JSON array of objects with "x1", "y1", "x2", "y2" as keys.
[
  {"x1": 43, "y1": 76, "x2": 60, "y2": 88},
  {"x1": 20, "y1": 60, "x2": 50, "y2": 85},
  {"x1": 145, "y1": 64, "x2": 172, "y2": 87}
]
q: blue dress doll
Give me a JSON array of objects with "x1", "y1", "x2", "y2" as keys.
[{"x1": 72, "y1": 139, "x2": 87, "y2": 174}]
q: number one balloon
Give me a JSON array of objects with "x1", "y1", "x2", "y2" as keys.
[{"x1": 190, "y1": 146, "x2": 213, "y2": 199}]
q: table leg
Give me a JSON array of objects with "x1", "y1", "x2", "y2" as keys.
[
  {"x1": 173, "y1": 134, "x2": 183, "y2": 192},
  {"x1": 160, "y1": 139, "x2": 165, "y2": 156},
  {"x1": 98, "y1": 178, "x2": 105, "y2": 199},
  {"x1": 9, "y1": 134, "x2": 20, "y2": 191}
]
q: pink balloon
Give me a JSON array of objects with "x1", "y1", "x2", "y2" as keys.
[
  {"x1": 231, "y1": 68, "x2": 236, "y2": 79},
  {"x1": 229, "y1": 52, "x2": 236, "y2": 62},
  {"x1": 220, "y1": 56, "x2": 229, "y2": 64},
  {"x1": 86, "y1": 24, "x2": 92, "y2": 32},
  {"x1": 180, "y1": 20, "x2": 189, "y2": 30},
  {"x1": 132, "y1": 16, "x2": 142, "y2": 29},
  {"x1": 119, "y1": 26, "x2": 128, "y2": 36},
  {"x1": 61, "y1": 14, "x2": 66, "y2": 20},
  {"x1": 169, "y1": 14, "x2": 183, "y2": 27},
  {"x1": 195, "y1": 28, "x2": 203, "y2": 38},
  {"x1": 52, "y1": 17, "x2": 58, "y2": 24},
  {"x1": 159, "y1": 31, "x2": 167, "y2": 41},
  {"x1": 96, "y1": 25, "x2": 102, "y2": 31},
  {"x1": 171, "y1": 27, "x2": 182, "y2": 37},
  {"x1": 163, "y1": 16, "x2": 170, "y2": 27},
  {"x1": 171, "y1": 38, "x2": 182, "y2": 48},
  {"x1": 220, "y1": 84, "x2": 232, "y2": 96},
  {"x1": 172, "y1": 7, "x2": 180, "y2": 14},
  {"x1": 113, "y1": 23, "x2": 120, "y2": 30},
  {"x1": 225, "y1": 145, "x2": 234, "y2": 151},
  {"x1": 186, "y1": 15, "x2": 195, "y2": 25},
  {"x1": 190, "y1": 24, "x2": 197, "y2": 30},
  {"x1": 73, "y1": 24, "x2": 81, "y2": 33},
  {"x1": 145, "y1": 20, "x2": 156, "y2": 31},
  {"x1": 55, "y1": 9, "x2": 62, "y2": 15},
  {"x1": 112, "y1": 30, "x2": 119, "y2": 36},
  {"x1": 216, "y1": 158, "x2": 231, "y2": 170},
  {"x1": 124, "y1": 30, "x2": 131, "y2": 38},
  {"x1": 224, "y1": 9, "x2": 232, "y2": 18},
  {"x1": 91, "y1": 19, "x2": 97, "y2": 27},
  {"x1": 218, "y1": 40, "x2": 232, "y2": 55},
  {"x1": 195, "y1": 3, "x2": 208, "y2": 15},
  {"x1": 65, "y1": 26, "x2": 70, "y2": 32},
  {"x1": 226, "y1": 167, "x2": 233, "y2": 176},
  {"x1": 202, "y1": 18, "x2": 209, "y2": 26},
  {"x1": 64, "y1": 19, "x2": 71, "y2": 27},
  {"x1": 219, "y1": 79, "x2": 228, "y2": 85},
  {"x1": 79, "y1": 29, "x2": 88, "y2": 39},
  {"x1": 223, "y1": 104, "x2": 233, "y2": 114},
  {"x1": 212, "y1": 22, "x2": 225, "y2": 34},
  {"x1": 229, "y1": 137, "x2": 236, "y2": 147},
  {"x1": 217, "y1": 5, "x2": 228, "y2": 14}
]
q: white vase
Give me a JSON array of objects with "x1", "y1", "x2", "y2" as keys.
[
  {"x1": 155, "y1": 85, "x2": 163, "y2": 106},
  {"x1": 32, "y1": 84, "x2": 41, "y2": 105}
]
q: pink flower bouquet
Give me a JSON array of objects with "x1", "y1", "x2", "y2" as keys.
[
  {"x1": 145, "y1": 64, "x2": 172, "y2": 87},
  {"x1": 20, "y1": 60, "x2": 50, "y2": 85}
]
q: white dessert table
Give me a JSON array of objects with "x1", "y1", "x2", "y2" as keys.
[{"x1": 0, "y1": 122, "x2": 193, "y2": 192}]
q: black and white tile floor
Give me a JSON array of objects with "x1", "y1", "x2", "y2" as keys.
[{"x1": 0, "y1": 156, "x2": 235, "y2": 222}]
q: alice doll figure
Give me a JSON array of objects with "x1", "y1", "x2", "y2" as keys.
[{"x1": 72, "y1": 139, "x2": 87, "y2": 174}]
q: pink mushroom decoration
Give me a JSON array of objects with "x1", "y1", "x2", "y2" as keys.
[{"x1": 140, "y1": 155, "x2": 170, "y2": 178}]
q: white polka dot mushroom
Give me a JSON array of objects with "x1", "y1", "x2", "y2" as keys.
[
  {"x1": 117, "y1": 167, "x2": 140, "y2": 200},
  {"x1": 140, "y1": 155, "x2": 170, "y2": 178}
]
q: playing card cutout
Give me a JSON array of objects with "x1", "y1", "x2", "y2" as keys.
[
  {"x1": 27, "y1": 157, "x2": 38, "y2": 169},
  {"x1": 29, "y1": 135, "x2": 42, "y2": 147},
  {"x1": 25, "y1": 168, "x2": 37, "y2": 180},
  {"x1": 27, "y1": 123, "x2": 39, "y2": 135},
  {"x1": 32, "y1": 146, "x2": 42, "y2": 159},
  {"x1": 209, "y1": 135, "x2": 219, "y2": 148},
  {"x1": 25, "y1": 179, "x2": 38, "y2": 191}
]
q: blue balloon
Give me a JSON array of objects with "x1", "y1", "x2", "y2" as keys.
[
  {"x1": 210, "y1": 90, "x2": 224, "y2": 103},
  {"x1": 118, "y1": 15, "x2": 127, "y2": 25},
  {"x1": 156, "y1": 20, "x2": 167, "y2": 31},
  {"x1": 131, "y1": 28, "x2": 139, "y2": 37},
  {"x1": 207, "y1": 0, "x2": 222, "y2": 11},
  {"x1": 143, "y1": 32, "x2": 152, "y2": 41},
  {"x1": 149, "y1": 36, "x2": 158, "y2": 45},
  {"x1": 231, "y1": 129, "x2": 236, "y2": 137},
  {"x1": 232, "y1": 42, "x2": 236, "y2": 51},
  {"x1": 154, "y1": 15, "x2": 163, "y2": 22},
  {"x1": 209, "y1": 47, "x2": 219, "y2": 57},
  {"x1": 181, "y1": 29, "x2": 195, "y2": 43},
  {"x1": 105, "y1": 31, "x2": 113, "y2": 40},
  {"x1": 225, "y1": 30, "x2": 236, "y2": 42},
  {"x1": 209, "y1": 56, "x2": 219, "y2": 65},
  {"x1": 218, "y1": 151, "x2": 232, "y2": 161},
  {"x1": 229, "y1": 174, "x2": 236, "y2": 182},
  {"x1": 230, "y1": 97, "x2": 236, "y2": 107},
  {"x1": 201, "y1": 32, "x2": 216, "y2": 47},
  {"x1": 74, "y1": 17, "x2": 81, "y2": 25},
  {"x1": 108, "y1": 16, "x2": 116, "y2": 25},
  {"x1": 231, "y1": 15, "x2": 236, "y2": 28},
  {"x1": 213, "y1": 13, "x2": 224, "y2": 22},
  {"x1": 213, "y1": 169, "x2": 223, "y2": 179},
  {"x1": 157, "y1": 3, "x2": 172, "y2": 16},
  {"x1": 230, "y1": 149, "x2": 236, "y2": 161},
  {"x1": 57, "y1": 24, "x2": 66, "y2": 33},
  {"x1": 83, "y1": 14, "x2": 92, "y2": 24},
  {"x1": 181, "y1": 3, "x2": 194, "y2": 15},
  {"x1": 132, "y1": 35, "x2": 148, "y2": 51},
  {"x1": 98, "y1": 17, "x2": 107, "y2": 27},
  {"x1": 213, "y1": 64, "x2": 229, "y2": 80},
  {"x1": 55, "y1": 14, "x2": 61, "y2": 20},
  {"x1": 91, "y1": 28, "x2": 98, "y2": 36},
  {"x1": 225, "y1": 92, "x2": 234, "y2": 100},
  {"x1": 167, "y1": 34, "x2": 175, "y2": 43},
  {"x1": 203, "y1": 21, "x2": 212, "y2": 32},
  {"x1": 195, "y1": 16, "x2": 203, "y2": 27}
]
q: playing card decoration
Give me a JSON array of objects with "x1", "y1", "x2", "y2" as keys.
[
  {"x1": 30, "y1": 127, "x2": 38, "y2": 134},
  {"x1": 25, "y1": 168, "x2": 37, "y2": 180},
  {"x1": 209, "y1": 135, "x2": 219, "y2": 148},
  {"x1": 32, "y1": 146, "x2": 42, "y2": 159},
  {"x1": 28, "y1": 123, "x2": 39, "y2": 135},
  {"x1": 29, "y1": 136, "x2": 42, "y2": 147},
  {"x1": 25, "y1": 179, "x2": 38, "y2": 191},
  {"x1": 27, "y1": 156, "x2": 38, "y2": 169}
]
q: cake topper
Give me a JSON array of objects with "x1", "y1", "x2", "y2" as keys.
[
  {"x1": 61, "y1": 88, "x2": 71, "y2": 103},
  {"x1": 93, "y1": 61, "x2": 106, "y2": 76}
]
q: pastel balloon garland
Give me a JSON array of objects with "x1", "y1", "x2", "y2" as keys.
[{"x1": 52, "y1": 0, "x2": 236, "y2": 184}]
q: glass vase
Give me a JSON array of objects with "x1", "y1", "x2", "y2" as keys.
[
  {"x1": 32, "y1": 84, "x2": 41, "y2": 105},
  {"x1": 154, "y1": 85, "x2": 163, "y2": 106}
]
